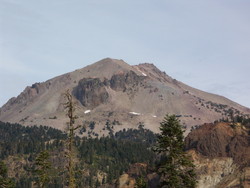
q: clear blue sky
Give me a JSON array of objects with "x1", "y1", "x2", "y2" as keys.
[{"x1": 0, "y1": 0, "x2": 250, "y2": 108}]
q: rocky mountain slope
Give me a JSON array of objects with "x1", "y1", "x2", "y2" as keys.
[
  {"x1": 0, "y1": 58, "x2": 249, "y2": 135},
  {"x1": 117, "y1": 120, "x2": 250, "y2": 188},
  {"x1": 185, "y1": 121, "x2": 250, "y2": 187}
]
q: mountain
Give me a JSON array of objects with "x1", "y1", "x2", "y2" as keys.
[{"x1": 0, "y1": 58, "x2": 249, "y2": 135}]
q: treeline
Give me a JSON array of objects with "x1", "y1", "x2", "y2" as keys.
[
  {"x1": 191, "y1": 115, "x2": 250, "y2": 131},
  {"x1": 0, "y1": 122, "x2": 66, "y2": 159},
  {"x1": 0, "y1": 121, "x2": 156, "y2": 187}
]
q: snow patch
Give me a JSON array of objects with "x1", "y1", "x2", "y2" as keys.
[
  {"x1": 152, "y1": 115, "x2": 157, "y2": 118},
  {"x1": 129, "y1": 112, "x2": 141, "y2": 115},
  {"x1": 136, "y1": 67, "x2": 147, "y2": 76},
  {"x1": 138, "y1": 70, "x2": 147, "y2": 76},
  {"x1": 84, "y1": 110, "x2": 91, "y2": 114}
]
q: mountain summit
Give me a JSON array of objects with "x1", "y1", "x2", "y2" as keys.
[{"x1": 0, "y1": 58, "x2": 249, "y2": 135}]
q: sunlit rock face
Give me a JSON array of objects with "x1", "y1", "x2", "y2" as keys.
[
  {"x1": 185, "y1": 121, "x2": 250, "y2": 187},
  {"x1": 73, "y1": 78, "x2": 109, "y2": 108}
]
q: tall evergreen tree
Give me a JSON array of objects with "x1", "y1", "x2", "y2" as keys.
[
  {"x1": 0, "y1": 161, "x2": 15, "y2": 188},
  {"x1": 34, "y1": 150, "x2": 52, "y2": 188},
  {"x1": 153, "y1": 115, "x2": 196, "y2": 188}
]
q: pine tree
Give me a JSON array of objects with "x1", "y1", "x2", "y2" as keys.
[
  {"x1": 0, "y1": 161, "x2": 15, "y2": 188},
  {"x1": 34, "y1": 150, "x2": 52, "y2": 188},
  {"x1": 64, "y1": 90, "x2": 80, "y2": 188},
  {"x1": 153, "y1": 115, "x2": 196, "y2": 188}
]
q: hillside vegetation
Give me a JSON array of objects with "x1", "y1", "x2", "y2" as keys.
[{"x1": 0, "y1": 121, "x2": 156, "y2": 187}]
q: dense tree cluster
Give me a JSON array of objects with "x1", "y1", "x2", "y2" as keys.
[
  {"x1": 0, "y1": 122, "x2": 66, "y2": 159},
  {"x1": 77, "y1": 133, "x2": 155, "y2": 185},
  {"x1": 0, "y1": 121, "x2": 156, "y2": 187}
]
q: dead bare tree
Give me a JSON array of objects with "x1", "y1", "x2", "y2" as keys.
[{"x1": 64, "y1": 90, "x2": 80, "y2": 188}]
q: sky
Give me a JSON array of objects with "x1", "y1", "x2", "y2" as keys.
[{"x1": 0, "y1": 0, "x2": 250, "y2": 108}]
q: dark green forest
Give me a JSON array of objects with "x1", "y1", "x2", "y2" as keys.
[{"x1": 0, "y1": 121, "x2": 156, "y2": 187}]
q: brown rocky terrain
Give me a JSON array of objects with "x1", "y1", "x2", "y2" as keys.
[
  {"x1": 114, "y1": 163, "x2": 159, "y2": 188},
  {"x1": 185, "y1": 121, "x2": 250, "y2": 187},
  {"x1": 0, "y1": 58, "x2": 249, "y2": 135}
]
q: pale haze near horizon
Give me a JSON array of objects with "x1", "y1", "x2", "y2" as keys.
[{"x1": 0, "y1": 0, "x2": 250, "y2": 108}]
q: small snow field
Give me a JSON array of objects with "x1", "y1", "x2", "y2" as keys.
[
  {"x1": 84, "y1": 110, "x2": 91, "y2": 114},
  {"x1": 136, "y1": 67, "x2": 147, "y2": 76},
  {"x1": 129, "y1": 112, "x2": 141, "y2": 115}
]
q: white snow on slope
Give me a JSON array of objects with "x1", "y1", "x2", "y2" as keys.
[
  {"x1": 129, "y1": 112, "x2": 141, "y2": 115},
  {"x1": 84, "y1": 110, "x2": 91, "y2": 114},
  {"x1": 135, "y1": 67, "x2": 147, "y2": 76}
]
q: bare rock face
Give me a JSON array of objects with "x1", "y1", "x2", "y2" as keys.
[
  {"x1": 187, "y1": 150, "x2": 237, "y2": 188},
  {"x1": 185, "y1": 122, "x2": 250, "y2": 165},
  {"x1": 117, "y1": 174, "x2": 135, "y2": 188},
  {"x1": 110, "y1": 71, "x2": 145, "y2": 92},
  {"x1": 185, "y1": 122, "x2": 234, "y2": 157},
  {"x1": 116, "y1": 163, "x2": 159, "y2": 188},
  {"x1": 185, "y1": 122, "x2": 250, "y2": 187},
  {"x1": 73, "y1": 71, "x2": 145, "y2": 108},
  {"x1": 73, "y1": 78, "x2": 109, "y2": 108}
]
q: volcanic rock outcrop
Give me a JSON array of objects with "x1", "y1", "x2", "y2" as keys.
[
  {"x1": 73, "y1": 78, "x2": 109, "y2": 108},
  {"x1": 185, "y1": 122, "x2": 250, "y2": 165},
  {"x1": 185, "y1": 121, "x2": 250, "y2": 187}
]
